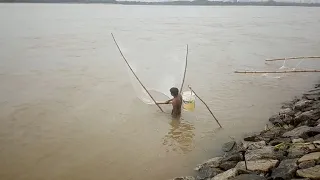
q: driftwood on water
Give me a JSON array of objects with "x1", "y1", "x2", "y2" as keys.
[
  {"x1": 188, "y1": 85, "x2": 222, "y2": 128},
  {"x1": 111, "y1": 33, "x2": 164, "y2": 112},
  {"x1": 266, "y1": 56, "x2": 320, "y2": 61},
  {"x1": 235, "y1": 70, "x2": 320, "y2": 74}
]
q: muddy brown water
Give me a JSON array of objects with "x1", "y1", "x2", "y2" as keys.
[{"x1": 0, "y1": 4, "x2": 320, "y2": 180}]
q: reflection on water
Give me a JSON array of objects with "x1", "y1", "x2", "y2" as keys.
[{"x1": 163, "y1": 119, "x2": 195, "y2": 153}]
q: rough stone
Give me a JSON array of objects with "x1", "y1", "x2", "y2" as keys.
[
  {"x1": 299, "y1": 160, "x2": 316, "y2": 169},
  {"x1": 195, "y1": 157, "x2": 223, "y2": 171},
  {"x1": 196, "y1": 167, "x2": 224, "y2": 180},
  {"x1": 298, "y1": 152, "x2": 320, "y2": 163},
  {"x1": 287, "y1": 144, "x2": 313, "y2": 159},
  {"x1": 222, "y1": 141, "x2": 236, "y2": 152},
  {"x1": 295, "y1": 110, "x2": 320, "y2": 126},
  {"x1": 271, "y1": 158, "x2": 298, "y2": 180},
  {"x1": 282, "y1": 126, "x2": 312, "y2": 138},
  {"x1": 304, "y1": 94, "x2": 320, "y2": 101},
  {"x1": 229, "y1": 174, "x2": 267, "y2": 180},
  {"x1": 283, "y1": 116, "x2": 295, "y2": 125},
  {"x1": 173, "y1": 177, "x2": 195, "y2": 180},
  {"x1": 269, "y1": 114, "x2": 284, "y2": 125},
  {"x1": 245, "y1": 146, "x2": 284, "y2": 161},
  {"x1": 294, "y1": 100, "x2": 313, "y2": 110},
  {"x1": 223, "y1": 153, "x2": 243, "y2": 162},
  {"x1": 293, "y1": 138, "x2": 305, "y2": 143},
  {"x1": 312, "y1": 102, "x2": 320, "y2": 111},
  {"x1": 308, "y1": 134, "x2": 320, "y2": 142},
  {"x1": 296, "y1": 165, "x2": 320, "y2": 179},
  {"x1": 242, "y1": 141, "x2": 266, "y2": 150},
  {"x1": 212, "y1": 168, "x2": 238, "y2": 180},
  {"x1": 307, "y1": 127, "x2": 320, "y2": 137},
  {"x1": 244, "y1": 134, "x2": 259, "y2": 142},
  {"x1": 280, "y1": 108, "x2": 295, "y2": 116},
  {"x1": 219, "y1": 161, "x2": 238, "y2": 171},
  {"x1": 313, "y1": 141, "x2": 320, "y2": 148},
  {"x1": 236, "y1": 159, "x2": 279, "y2": 172},
  {"x1": 269, "y1": 138, "x2": 291, "y2": 146}
]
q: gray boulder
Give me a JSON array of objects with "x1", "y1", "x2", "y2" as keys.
[
  {"x1": 229, "y1": 174, "x2": 266, "y2": 180},
  {"x1": 287, "y1": 144, "x2": 315, "y2": 159},
  {"x1": 293, "y1": 138, "x2": 305, "y2": 143},
  {"x1": 245, "y1": 146, "x2": 284, "y2": 161},
  {"x1": 222, "y1": 141, "x2": 236, "y2": 152},
  {"x1": 196, "y1": 167, "x2": 224, "y2": 180},
  {"x1": 212, "y1": 168, "x2": 238, "y2": 180},
  {"x1": 219, "y1": 161, "x2": 238, "y2": 171},
  {"x1": 294, "y1": 110, "x2": 320, "y2": 126},
  {"x1": 282, "y1": 126, "x2": 312, "y2": 139},
  {"x1": 244, "y1": 134, "x2": 259, "y2": 142},
  {"x1": 173, "y1": 177, "x2": 195, "y2": 180},
  {"x1": 294, "y1": 100, "x2": 313, "y2": 110},
  {"x1": 304, "y1": 94, "x2": 320, "y2": 101},
  {"x1": 271, "y1": 158, "x2": 298, "y2": 180},
  {"x1": 269, "y1": 138, "x2": 291, "y2": 146},
  {"x1": 260, "y1": 127, "x2": 285, "y2": 142},
  {"x1": 236, "y1": 159, "x2": 279, "y2": 172},
  {"x1": 296, "y1": 165, "x2": 320, "y2": 179},
  {"x1": 280, "y1": 108, "x2": 295, "y2": 116},
  {"x1": 223, "y1": 153, "x2": 243, "y2": 162},
  {"x1": 313, "y1": 141, "x2": 320, "y2": 148},
  {"x1": 269, "y1": 114, "x2": 284, "y2": 125},
  {"x1": 195, "y1": 157, "x2": 223, "y2": 171},
  {"x1": 242, "y1": 141, "x2": 266, "y2": 150},
  {"x1": 298, "y1": 152, "x2": 320, "y2": 163},
  {"x1": 299, "y1": 160, "x2": 316, "y2": 169},
  {"x1": 306, "y1": 127, "x2": 320, "y2": 137}
]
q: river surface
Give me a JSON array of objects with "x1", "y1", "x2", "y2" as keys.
[{"x1": 0, "y1": 4, "x2": 320, "y2": 180}]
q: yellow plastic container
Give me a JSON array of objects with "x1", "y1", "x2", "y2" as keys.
[{"x1": 182, "y1": 91, "x2": 195, "y2": 112}]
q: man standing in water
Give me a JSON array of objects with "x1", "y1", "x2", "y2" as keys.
[{"x1": 158, "y1": 87, "x2": 182, "y2": 118}]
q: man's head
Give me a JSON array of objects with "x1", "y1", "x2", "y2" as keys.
[{"x1": 170, "y1": 87, "x2": 179, "y2": 97}]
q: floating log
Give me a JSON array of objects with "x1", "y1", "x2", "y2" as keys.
[
  {"x1": 235, "y1": 70, "x2": 320, "y2": 74},
  {"x1": 266, "y1": 56, "x2": 320, "y2": 61},
  {"x1": 188, "y1": 85, "x2": 222, "y2": 128},
  {"x1": 111, "y1": 33, "x2": 164, "y2": 112}
]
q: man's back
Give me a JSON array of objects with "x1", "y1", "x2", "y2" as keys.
[{"x1": 171, "y1": 94, "x2": 182, "y2": 118}]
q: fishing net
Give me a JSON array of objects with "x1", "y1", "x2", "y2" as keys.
[
  {"x1": 124, "y1": 45, "x2": 186, "y2": 105},
  {"x1": 121, "y1": 43, "x2": 197, "y2": 112}
]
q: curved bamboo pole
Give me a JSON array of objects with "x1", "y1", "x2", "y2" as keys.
[
  {"x1": 111, "y1": 33, "x2": 164, "y2": 112},
  {"x1": 235, "y1": 70, "x2": 320, "y2": 74},
  {"x1": 266, "y1": 56, "x2": 320, "y2": 61},
  {"x1": 188, "y1": 85, "x2": 222, "y2": 128},
  {"x1": 180, "y1": 44, "x2": 189, "y2": 93}
]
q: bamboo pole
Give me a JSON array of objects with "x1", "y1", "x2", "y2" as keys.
[
  {"x1": 235, "y1": 70, "x2": 320, "y2": 74},
  {"x1": 180, "y1": 44, "x2": 189, "y2": 93},
  {"x1": 111, "y1": 33, "x2": 164, "y2": 112},
  {"x1": 188, "y1": 85, "x2": 222, "y2": 128},
  {"x1": 266, "y1": 56, "x2": 320, "y2": 61}
]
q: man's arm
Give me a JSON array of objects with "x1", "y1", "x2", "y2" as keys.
[{"x1": 156, "y1": 98, "x2": 173, "y2": 105}]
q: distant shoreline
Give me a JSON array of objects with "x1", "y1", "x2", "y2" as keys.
[{"x1": 1, "y1": 1, "x2": 320, "y2": 7}]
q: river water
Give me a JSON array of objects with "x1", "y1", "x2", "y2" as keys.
[{"x1": 0, "y1": 4, "x2": 320, "y2": 180}]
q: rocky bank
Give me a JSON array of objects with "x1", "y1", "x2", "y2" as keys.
[{"x1": 173, "y1": 83, "x2": 320, "y2": 180}]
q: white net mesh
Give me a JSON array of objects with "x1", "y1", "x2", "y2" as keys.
[{"x1": 124, "y1": 45, "x2": 186, "y2": 104}]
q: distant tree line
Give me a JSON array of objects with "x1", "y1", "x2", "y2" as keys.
[{"x1": 0, "y1": 0, "x2": 319, "y2": 7}]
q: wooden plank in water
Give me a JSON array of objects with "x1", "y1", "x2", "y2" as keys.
[
  {"x1": 266, "y1": 56, "x2": 320, "y2": 61},
  {"x1": 234, "y1": 70, "x2": 320, "y2": 74}
]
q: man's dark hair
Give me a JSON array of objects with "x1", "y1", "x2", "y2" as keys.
[{"x1": 170, "y1": 87, "x2": 179, "y2": 97}]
